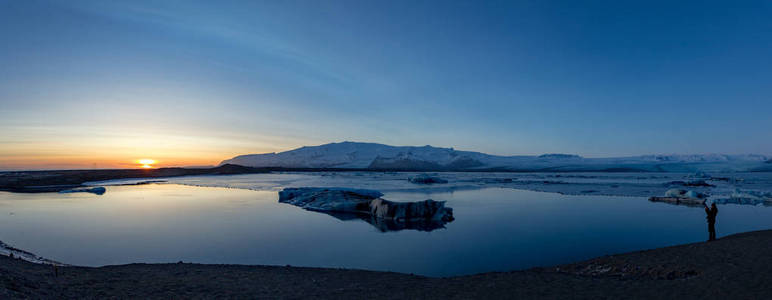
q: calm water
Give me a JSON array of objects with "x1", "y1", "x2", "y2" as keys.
[{"x1": 1, "y1": 181, "x2": 772, "y2": 276}]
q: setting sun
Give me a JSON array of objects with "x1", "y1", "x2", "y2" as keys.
[{"x1": 138, "y1": 159, "x2": 157, "y2": 168}]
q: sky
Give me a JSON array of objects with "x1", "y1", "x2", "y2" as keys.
[{"x1": 1, "y1": 0, "x2": 771, "y2": 169}]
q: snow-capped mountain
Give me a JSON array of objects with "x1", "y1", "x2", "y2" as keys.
[{"x1": 221, "y1": 142, "x2": 769, "y2": 172}]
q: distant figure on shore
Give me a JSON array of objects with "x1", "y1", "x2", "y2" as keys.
[{"x1": 704, "y1": 202, "x2": 718, "y2": 241}]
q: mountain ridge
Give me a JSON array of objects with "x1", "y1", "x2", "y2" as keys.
[{"x1": 220, "y1": 141, "x2": 770, "y2": 172}]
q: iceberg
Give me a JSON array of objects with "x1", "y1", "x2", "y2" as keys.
[
  {"x1": 649, "y1": 189, "x2": 706, "y2": 207},
  {"x1": 712, "y1": 197, "x2": 771, "y2": 206},
  {"x1": 59, "y1": 186, "x2": 106, "y2": 195},
  {"x1": 408, "y1": 174, "x2": 448, "y2": 184},
  {"x1": 713, "y1": 189, "x2": 772, "y2": 206},
  {"x1": 666, "y1": 180, "x2": 715, "y2": 187},
  {"x1": 664, "y1": 189, "x2": 707, "y2": 199},
  {"x1": 730, "y1": 188, "x2": 772, "y2": 201},
  {"x1": 710, "y1": 189, "x2": 772, "y2": 206},
  {"x1": 278, "y1": 188, "x2": 454, "y2": 231},
  {"x1": 687, "y1": 171, "x2": 711, "y2": 179}
]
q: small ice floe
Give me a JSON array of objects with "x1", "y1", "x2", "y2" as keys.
[
  {"x1": 116, "y1": 180, "x2": 167, "y2": 186},
  {"x1": 59, "y1": 186, "x2": 106, "y2": 195},
  {"x1": 713, "y1": 189, "x2": 772, "y2": 206},
  {"x1": 687, "y1": 171, "x2": 711, "y2": 179},
  {"x1": 1, "y1": 240, "x2": 65, "y2": 266},
  {"x1": 407, "y1": 174, "x2": 448, "y2": 184},
  {"x1": 666, "y1": 180, "x2": 715, "y2": 187},
  {"x1": 664, "y1": 189, "x2": 707, "y2": 199},
  {"x1": 712, "y1": 197, "x2": 770, "y2": 206},
  {"x1": 649, "y1": 189, "x2": 706, "y2": 207},
  {"x1": 730, "y1": 188, "x2": 772, "y2": 200},
  {"x1": 480, "y1": 178, "x2": 514, "y2": 184},
  {"x1": 278, "y1": 187, "x2": 454, "y2": 232}
]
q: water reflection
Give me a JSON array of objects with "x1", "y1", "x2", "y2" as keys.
[
  {"x1": 3, "y1": 184, "x2": 772, "y2": 276},
  {"x1": 648, "y1": 196, "x2": 705, "y2": 208},
  {"x1": 647, "y1": 196, "x2": 726, "y2": 242},
  {"x1": 322, "y1": 211, "x2": 450, "y2": 232}
]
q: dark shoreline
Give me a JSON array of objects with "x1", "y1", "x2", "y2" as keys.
[
  {"x1": 0, "y1": 164, "x2": 269, "y2": 193},
  {"x1": 3, "y1": 229, "x2": 772, "y2": 298},
  {"x1": 0, "y1": 164, "x2": 691, "y2": 194}
]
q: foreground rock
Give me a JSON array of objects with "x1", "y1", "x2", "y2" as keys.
[
  {"x1": 278, "y1": 188, "x2": 454, "y2": 231},
  {"x1": 0, "y1": 241, "x2": 63, "y2": 266},
  {"x1": 4, "y1": 230, "x2": 772, "y2": 298}
]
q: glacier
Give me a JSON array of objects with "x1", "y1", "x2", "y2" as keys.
[{"x1": 220, "y1": 141, "x2": 770, "y2": 172}]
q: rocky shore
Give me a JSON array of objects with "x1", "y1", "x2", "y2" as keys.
[{"x1": 3, "y1": 230, "x2": 772, "y2": 299}]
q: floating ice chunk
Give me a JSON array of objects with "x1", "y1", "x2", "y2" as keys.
[
  {"x1": 279, "y1": 188, "x2": 382, "y2": 212},
  {"x1": 685, "y1": 190, "x2": 703, "y2": 198},
  {"x1": 664, "y1": 189, "x2": 686, "y2": 198},
  {"x1": 59, "y1": 186, "x2": 106, "y2": 195},
  {"x1": 278, "y1": 187, "x2": 454, "y2": 227},
  {"x1": 666, "y1": 180, "x2": 715, "y2": 187},
  {"x1": 479, "y1": 178, "x2": 514, "y2": 184},
  {"x1": 650, "y1": 189, "x2": 707, "y2": 207},
  {"x1": 712, "y1": 197, "x2": 768, "y2": 206},
  {"x1": 664, "y1": 188, "x2": 706, "y2": 199},
  {"x1": 730, "y1": 189, "x2": 772, "y2": 201},
  {"x1": 408, "y1": 174, "x2": 448, "y2": 184},
  {"x1": 687, "y1": 171, "x2": 711, "y2": 179}
]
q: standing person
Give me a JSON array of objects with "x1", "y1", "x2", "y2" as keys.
[{"x1": 704, "y1": 202, "x2": 718, "y2": 241}]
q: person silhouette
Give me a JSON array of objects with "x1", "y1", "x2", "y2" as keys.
[{"x1": 704, "y1": 202, "x2": 718, "y2": 241}]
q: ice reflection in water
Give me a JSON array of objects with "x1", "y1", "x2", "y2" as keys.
[{"x1": 317, "y1": 211, "x2": 451, "y2": 232}]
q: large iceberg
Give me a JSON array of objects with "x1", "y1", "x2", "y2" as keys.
[{"x1": 278, "y1": 187, "x2": 454, "y2": 231}]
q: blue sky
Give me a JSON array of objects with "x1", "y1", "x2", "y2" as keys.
[{"x1": 1, "y1": 0, "x2": 771, "y2": 168}]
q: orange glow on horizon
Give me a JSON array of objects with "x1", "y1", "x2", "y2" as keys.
[
  {"x1": 0, "y1": 134, "x2": 287, "y2": 170},
  {"x1": 138, "y1": 159, "x2": 157, "y2": 169}
]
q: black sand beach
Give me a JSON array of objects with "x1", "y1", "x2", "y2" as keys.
[
  {"x1": 0, "y1": 164, "x2": 268, "y2": 193},
  {"x1": 2, "y1": 229, "x2": 771, "y2": 299}
]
